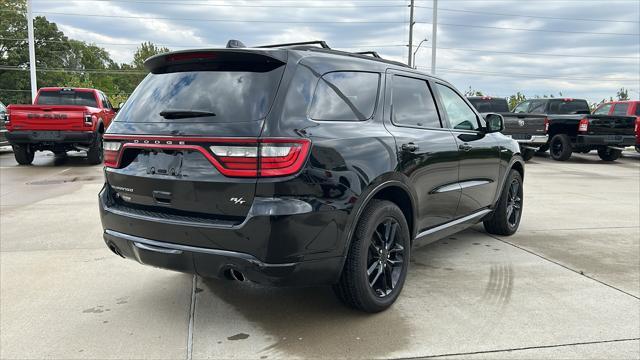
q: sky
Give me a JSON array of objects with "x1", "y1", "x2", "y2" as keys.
[{"x1": 30, "y1": 0, "x2": 640, "y2": 103}]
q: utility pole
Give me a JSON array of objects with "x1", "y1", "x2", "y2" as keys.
[
  {"x1": 407, "y1": 0, "x2": 414, "y2": 67},
  {"x1": 431, "y1": 0, "x2": 438, "y2": 74},
  {"x1": 27, "y1": 0, "x2": 37, "y2": 103}
]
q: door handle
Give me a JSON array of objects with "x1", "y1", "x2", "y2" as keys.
[
  {"x1": 459, "y1": 143, "x2": 472, "y2": 151},
  {"x1": 401, "y1": 143, "x2": 419, "y2": 152}
]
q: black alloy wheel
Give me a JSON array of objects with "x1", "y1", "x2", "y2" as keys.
[
  {"x1": 367, "y1": 218, "x2": 405, "y2": 298},
  {"x1": 505, "y1": 179, "x2": 522, "y2": 228}
]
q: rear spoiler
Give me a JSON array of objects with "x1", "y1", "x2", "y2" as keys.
[{"x1": 144, "y1": 49, "x2": 287, "y2": 74}]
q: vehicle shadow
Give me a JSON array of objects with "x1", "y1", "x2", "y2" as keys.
[{"x1": 199, "y1": 278, "x2": 413, "y2": 359}]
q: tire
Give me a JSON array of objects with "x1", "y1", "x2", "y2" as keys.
[
  {"x1": 484, "y1": 169, "x2": 523, "y2": 236},
  {"x1": 333, "y1": 200, "x2": 411, "y2": 313},
  {"x1": 549, "y1": 134, "x2": 572, "y2": 161},
  {"x1": 635, "y1": 145, "x2": 640, "y2": 153},
  {"x1": 12, "y1": 145, "x2": 34, "y2": 165},
  {"x1": 86, "y1": 134, "x2": 103, "y2": 165},
  {"x1": 597, "y1": 147, "x2": 622, "y2": 161},
  {"x1": 536, "y1": 144, "x2": 549, "y2": 153},
  {"x1": 521, "y1": 148, "x2": 535, "y2": 161}
]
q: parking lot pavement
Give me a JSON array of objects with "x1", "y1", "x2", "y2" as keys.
[{"x1": 1, "y1": 149, "x2": 639, "y2": 359}]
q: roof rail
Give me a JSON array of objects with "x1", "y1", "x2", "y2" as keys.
[
  {"x1": 258, "y1": 40, "x2": 330, "y2": 49},
  {"x1": 353, "y1": 51, "x2": 381, "y2": 58}
]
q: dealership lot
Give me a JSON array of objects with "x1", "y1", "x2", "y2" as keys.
[{"x1": 1, "y1": 149, "x2": 638, "y2": 359}]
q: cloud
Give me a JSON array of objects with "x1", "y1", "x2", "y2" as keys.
[{"x1": 31, "y1": 0, "x2": 640, "y2": 102}]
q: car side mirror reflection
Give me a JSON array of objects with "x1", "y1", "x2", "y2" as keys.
[{"x1": 484, "y1": 113, "x2": 504, "y2": 133}]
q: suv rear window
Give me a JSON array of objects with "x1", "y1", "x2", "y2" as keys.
[
  {"x1": 467, "y1": 98, "x2": 509, "y2": 113},
  {"x1": 37, "y1": 90, "x2": 98, "y2": 107},
  {"x1": 547, "y1": 99, "x2": 590, "y2": 114},
  {"x1": 309, "y1": 71, "x2": 379, "y2": 121},
  {"x1": 116, "y1": 67, "x2": 285, "y2": 123}
]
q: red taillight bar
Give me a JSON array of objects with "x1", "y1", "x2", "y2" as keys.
[
  {"x1": 578, "y1": 118, "x2": 589, "y2": 133},
  {"x1": 102, "y1": 136, "x2": 311, "y2": 178}
]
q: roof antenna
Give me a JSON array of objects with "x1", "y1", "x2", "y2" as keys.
[{"x1": 226, "y1": 40, "x2": 246, "y2": 48}]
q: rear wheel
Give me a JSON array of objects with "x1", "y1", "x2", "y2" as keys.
[
  {"x1": 549, "y1": 134, "x2": 572, "y2": 161},
  {"x1": 333, "y1": 200, "x2": 410, "y2": 313},
  {"x1": 13, "y1": 145, "x2": 34, "y2": 165},
  {"x1": 87, "y1": 134, "x2": 103, "y2": 165},
  {"x1": 597, "y1": 147, "x2": 622, "y2": 161},
  {"x1": 484, "y1": 169, "x2": 523, "y2": 236}
]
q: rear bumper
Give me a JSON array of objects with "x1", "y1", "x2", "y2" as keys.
[
  {"x1": 98, "y1": 186, "x2": 347, "y2": 286},
  {"x1": 576, "y1": 134, "x2": 636, "y2": 146},
  {"x1": 509, "y1": 134, "x2": 548, "y2": 146},
  {"x1": 6, "y1": 130, "x2": 96, "y2": 145},
  {"x1": 103, "y1": 229, "x2": 343, "y2": 286}
]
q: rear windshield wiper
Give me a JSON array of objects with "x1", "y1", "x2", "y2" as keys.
[{"x1": 159, "y1": 109, "x2": 216, "y2": 119}]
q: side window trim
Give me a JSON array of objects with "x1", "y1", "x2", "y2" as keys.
[
  {"x1": 432, "y1": 81, "x2": 482, "y2": 132},
  {"x1": 389, "y1": 73, "x2": 444, "y2": 130}
]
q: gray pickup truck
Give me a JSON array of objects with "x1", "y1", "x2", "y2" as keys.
[{"x1": 468, "y1": 96, "x2": 546, "y2": 160}]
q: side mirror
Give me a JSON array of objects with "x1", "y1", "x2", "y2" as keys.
[{"x1": 484, "y1": 113, "x2": 504, "y2": 133}]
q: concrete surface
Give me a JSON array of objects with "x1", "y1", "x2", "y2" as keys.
[{"x1": 1, "y1": 149, "x2": 639, "y2": 359}]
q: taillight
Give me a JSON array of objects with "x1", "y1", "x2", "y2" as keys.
[
  {"x1": 543, "y1": 117, "x2": 549, "y2": 133},
  {"x1": 210, "y1": 139, "x2": 310, "y2": 177},
  {"x1": 578, "y1": 118, "x2": 589, "y2": 132},
  {"x1": 103, "y1": 141, "x2": 122, "y2": 167}
]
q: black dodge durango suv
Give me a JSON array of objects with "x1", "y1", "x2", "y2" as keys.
[{"x1": 99, "y1": 41, "x2": 524, "y2": 312}]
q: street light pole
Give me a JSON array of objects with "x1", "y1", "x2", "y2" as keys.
[
  {"x1": 27, "y1": 0, "x2": 37, "y2": 103},
  {"x1": 431, "y1": 0, "x2": 438, "y2": 74},
  {"x1": 407, "y1": 0, "x2": 415, "y2": 67},
  {"x1": 412, "y1": 38, "x2": 428, "y2": 69}
]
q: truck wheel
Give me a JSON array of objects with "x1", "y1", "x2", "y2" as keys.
[
  {"x1": 13, "y1": 145, "x2": 34, "y2": 165},
  {"x1": 597, "y1": 147, "x2": 622, "y2": 161},
  {"x1": 333, "y1": 200, "x2": 410, "y2": 313},
  {"x1": 521, "y1": 148, "x2": 535, "y2": 161},
  {"x1": 484, "y1": 169, "x2": 523, "y2": 236},
  {"x1": 87, "y1": 136, "x2": 103, "y2": 165},
  {"x1": 549, "y1": 134, "x2": 572, "y2": 161}
]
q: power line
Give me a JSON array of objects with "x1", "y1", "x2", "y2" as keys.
[
  {"x1": 415, "y1": 5, "x2": 640, "y2": 23},
  {"x1": 416, "y1": 66, "x2": 640, "y2": 82},
  {"x1": 2, "y1": 37, "x2": 637, "y2": 60},
  {"x1": 26, "y1": 11, "x2": 408, "y2": 24},
  {"x1": 33, "y1": 0, "x2": 407, "y2": 8},
  {"x1": 414, "y1": 21, "x2": 639, "y2": 36}
]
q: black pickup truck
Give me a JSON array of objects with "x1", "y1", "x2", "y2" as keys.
[
  {"x1": 468, "y1": 96, "x2": 546, "y2": 160},
  {"x1": 512, "y1": 98, "x2": 636, "y2": 161}
]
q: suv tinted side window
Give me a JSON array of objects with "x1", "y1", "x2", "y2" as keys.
[
  {"x1": 513, "y1": 101, "x2": 530, "y2": 113},
  {"x1": 436, "y1": 84, "x2": 480, "y2": 131},
  {"x1": 594, "y1": 103, "x2": 612, "y2": 115},
  {"x1": 612, "y1": 103, "x2": 629, "y2": 115},
  {"x1": 391, "y1": 75, "x2": 441, "y2": 129},
  {"x1": 309, "y1": 71, "x2": 380, "y2": 121}
]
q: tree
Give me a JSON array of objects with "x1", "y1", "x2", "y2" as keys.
[
  {"x1": 132, "y1": 42, "x2": 170, "y2": 69},
  {"x1": 507, "y1": 92, "x2": 526, "y2": 110},
  {"x1": 616, "y1": 88, "x2": 629, "y2": 101},
  {"x1": 463, "y1": 86, "x2": 483, "y2": 97}
]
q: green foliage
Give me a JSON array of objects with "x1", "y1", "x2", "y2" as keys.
[
  {"x1": 0, "y1": 0, "x2": 160, "y2": 105},
  {"x1": 616, "y1": 88, "x2": 629, "y2": 101},
  {"x1": 463, "y1": 86, "x2": 483, "y2": 97},
  {"x1": 507, "y1": 92, "x2": 526, "y2": 110}
]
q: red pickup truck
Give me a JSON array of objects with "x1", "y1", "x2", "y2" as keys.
[
  {"x1": 5, "y1": 87, "x2": 116, "y2": 165},
  {"x1": 593, "y1": 100, "x2": 640, "y2": 152}
]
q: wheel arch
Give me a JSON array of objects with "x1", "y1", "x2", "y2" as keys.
[
  {"x1": 492, "y1": 157, "x2": 525, "y2": 206},
  {"x1": 340, "y1": 176, "x2": 418, "y2": 259}
]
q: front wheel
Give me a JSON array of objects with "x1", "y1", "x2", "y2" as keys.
[
  {"x1": 484, "y1": 169, "x2": 523, "y2": 236},
  {"x1": 549, "y1": 134, "x2": 572, "y2": 161},
  {"x1": 597, "y1": 147, "x2": 622, "y2": 161},
  {"x1": 13, "y1": 145, "x2": 34, "y2": 165},
  {"x1": 333, "y1": 200, "x2": 411, "y2": 313}
]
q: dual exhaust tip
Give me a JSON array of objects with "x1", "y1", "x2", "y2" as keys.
[{"x1": 224, "y1": 268, "x2": 246, "y2": 282}]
